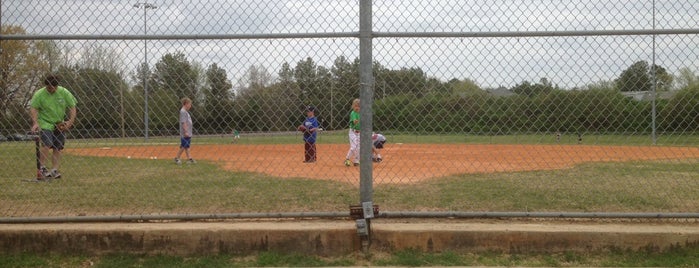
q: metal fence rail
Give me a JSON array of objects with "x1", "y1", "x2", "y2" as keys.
[{"x1": 1, "y1": 1, "x2": 698, "y2": 221}]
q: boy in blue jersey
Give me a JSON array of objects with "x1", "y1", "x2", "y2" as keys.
[{"x1": 302, "y1": 106, "x2": 320, "y2": 163}]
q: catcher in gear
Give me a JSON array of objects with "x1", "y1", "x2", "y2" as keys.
[
  {"x1": 372, "y1": 132, "x2": 386, "y2": 162},
  {"x1": 30, "y1": 74, "x2": 78, "y2": 179}
]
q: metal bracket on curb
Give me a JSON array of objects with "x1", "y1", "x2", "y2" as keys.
[
  {"x1": 350, "y1": 203, "x2": 379, "y2": 253},
  {"x1": 350, "y1": 203, "x2": 379, "y2": 220},
  {"x1": 355, "y1": 219, "x2": 368, "y2": 236},
  {"x1": 350, "y1": 202, "x2": 379, "y2": 236},
  {"x1": 350, "y1": 203, "x2": 379, "y2": 236}
]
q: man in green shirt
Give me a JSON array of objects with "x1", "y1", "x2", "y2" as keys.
[{"x1": 30, "y1": 75, "x2": 78, "y2": 179}]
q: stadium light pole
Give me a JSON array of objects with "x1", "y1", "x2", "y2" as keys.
[{"x1": 134, "y1": 2, "x2": 157, "y2": 141}]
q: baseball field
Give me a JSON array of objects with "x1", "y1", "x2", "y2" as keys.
[
  {"x1": 1, "y1": 132, "x2": 698, "y2": 217},
  {"x1": 68, "y1": 142, "x2": 699, "y2": 185}
]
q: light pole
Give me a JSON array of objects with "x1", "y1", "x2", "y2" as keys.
[{"x1": 134, "y1": 2, "x2": 156, "y2": 140}]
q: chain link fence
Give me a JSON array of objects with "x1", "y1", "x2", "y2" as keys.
[{"x1": 1, "y1": 1, "x2": 698, "y2": 221}]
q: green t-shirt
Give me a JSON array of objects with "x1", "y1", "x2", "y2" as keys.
[
  {"x1": 30, "y1": 86, "x2": 78, "y2": 131},
  {"x1": 349, "y1": 110, "x2": 360, "y2": 130}
]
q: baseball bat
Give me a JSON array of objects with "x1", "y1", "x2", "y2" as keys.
[{"x1": 34, "y1": 134, "x2": 41, "y2": 179}]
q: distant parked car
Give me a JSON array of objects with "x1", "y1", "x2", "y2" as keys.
[
  {"x1": 0, "y1": 134, "x2": 7, "y2": 142},
  {"x1": 7, "y1": 133, "x2": 33, "y2": 141}
]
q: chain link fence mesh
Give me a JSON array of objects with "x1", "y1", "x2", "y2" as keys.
[{"x1": 1, "y1": 1, "x2": 698, "y2": 219}]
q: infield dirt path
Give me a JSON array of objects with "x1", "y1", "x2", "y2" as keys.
[{"x1": 69, "y1": 143, "x2": 699, "y2": 184}]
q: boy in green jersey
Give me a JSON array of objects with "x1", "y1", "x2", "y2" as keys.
[{"x1": 344, "y1": 98, "x2": 361, "y2": 166}]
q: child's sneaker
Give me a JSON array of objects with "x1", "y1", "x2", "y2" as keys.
[
  {"x1": 187, "y1": 158, "x2": 196, "y2": 164},
  {"x1": 40, "y1": 166, "x2": 51, "y2": 178},
  {"x1": 175, "y1": 158, "x2": 181, "y2": 165},
  {"x1": 344, "y1": 159, "x2": 351, "y2": 166},
  {"x1": 50, "y1": 169, "x2": 61, "y2": 179},
  {"x1": 353, "y1": 161, "x2": 360, "y2": 167}
]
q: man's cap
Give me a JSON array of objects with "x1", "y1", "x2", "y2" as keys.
[{"x1": 306, "y1": 106, "x2": 317, "y2": 113}]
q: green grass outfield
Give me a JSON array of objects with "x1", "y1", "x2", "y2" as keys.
[
  {"x1": 0, "y1": 133, "x2": 697, "y2": 216},
  {"x1": 1, "y1": 246, "x2": 698, "y2": 267}
]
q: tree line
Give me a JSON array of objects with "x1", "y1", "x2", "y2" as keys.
[{"x1": 2, "y1": 25, "x2": 698, "y2": 137}]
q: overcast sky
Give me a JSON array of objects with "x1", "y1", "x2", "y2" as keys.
[{"x1": 3, "y1": 0, "x2": 698, "y2": 88}]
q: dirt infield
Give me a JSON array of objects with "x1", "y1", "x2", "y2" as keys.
[{"x1": 69, "y1": 144, "x2": 699, "y2": 184}]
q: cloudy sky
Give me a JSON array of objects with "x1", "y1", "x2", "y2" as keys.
[{"x1": 3, "y1": 0, "x2": 698, "y2": 88}]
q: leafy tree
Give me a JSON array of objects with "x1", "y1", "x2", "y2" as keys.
[
  {"x1": 385, "y1": 67, "x2": 429, "y2": 97},
  {"x1": 127, "y1": 62, "x2": 152, "y2": 137},
  {"x1": 259, "y1": 82, "x2": 304, "y2": 131},
  {"x1": 658, "y1": 85, "x2": 699, "y2": 131},
  {"x1": 34, "y1": 39, "x2": 65, "y2": 73},
  {"x1": 0, "y1": 25, "x2": 63, "y2": 131},
  {"x1": 278, "y1": 62, "x2": 294, "y2": 84},
  {"x1": 200, "y1": 63, "x2": 233, "y2": 133},
  {"x1": 448, "y1": 78, "x2": 484, "y2": 97},
  {"x1": 510, "y1": 78, "x2": 556, "y2": 97},
  {"x1": 530, "y1": 89, "x2": 572, "y2": 132},
  {"x1": 616, "y1": 61, "x2": 651, "y2": 92},
  {"x1": 330, "y1": 56, "x2": 359, "y2": 130},
  {"x1": 278, "y1": 61, "x2": 302, "y2": 108},
  {"x1": 289, "y1": 58, "x2": 334, "y2": 130},
  {"x1": 152, "y1": 51, "x2": 199, "y2": 98},
  {"x1": 232, "y1": 64, "x2": 283, "y2": 132},
  {"x1": 78, "y1": 43, "x2": 126, "y2": 75},
  {"x1": 585, "y1": 80, "x2": 615, "y2": 91},
  {"x1": 294, "y1": 57, "x2": 321, "y2": 104},
  {"x1": 652, "y1": 65, "x2": 673, "y2": 91},
  {"x1": 615, "y1": 60, "x2": 672, "y2": 92},
  {"x1": 0, "y1": 25, "x2": 31, "y2": 129},
  {"x1": 237, "y1": 64, "x2": 273, "y2": 99},
  {"x1": 59, "y1": 67, "x2": 128, "y2": 137},
  {"x1": 278, "y1": 62, "x2": 306, "y2": 129},
  {"x1": 149, "y1": 52, "x2": 201, "y2": 134},
  {"x1": 374, "y1": 93, "x2": 412, "y2": 131},
  {"x1": 373, "y1": 62, "x2": 391, "y2": 100},
  {"x1": 674, "y1": 67, "x2": 698, "y2": 90},
  {"x1": 312, "y1": 66, "x2": 333, "y2": 128},
  {"x1": 131, "y1": 61, "x2": 151, "y2": 94}
]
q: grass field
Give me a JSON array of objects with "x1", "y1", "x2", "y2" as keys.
[
  {"x1": 0, "y1": 133, "x2": 697, "y2": 217},
  {"x1": 1, "y1": 134, "x2": 698, "y2": 267},
  {"x1": 1, "y1": 246, "x2": 698, "y2": 267}
]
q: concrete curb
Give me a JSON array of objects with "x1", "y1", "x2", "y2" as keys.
[
  {"x1": 1, "y1": 220, "x2": 698, "y2": 256},
  {"x1": 371, "y1": 221, "x2": 699, "y2": 254}
]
